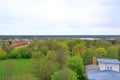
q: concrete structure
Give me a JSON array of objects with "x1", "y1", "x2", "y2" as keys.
[
  {"x1": 86, "y1": 64, "x2": 99, "y2": 72},
  {"x1": 86, "y1": 58, "x2": 120, "y2": 80},
  {"x1": 97, "y1": 58, "x2": 120, "y2": 72}
]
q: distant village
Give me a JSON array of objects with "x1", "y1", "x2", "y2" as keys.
[{"x1": 0, "y1": 37, "x2": 44, "y2": 48}]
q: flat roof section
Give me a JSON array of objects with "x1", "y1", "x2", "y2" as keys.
[{"x1": 97, "y1": 58, "x2": 120, "y2": 64}]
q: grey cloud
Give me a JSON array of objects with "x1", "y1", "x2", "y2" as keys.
[
  {"x1": 0, "y1": 0, "x2": 120, "y2": 35},
  {"x1": 100, "y1": 0, "x2": 120, "y2": 6},
  {"x1": 94, "y1": 4, "x2": 120, "y2": 28}
]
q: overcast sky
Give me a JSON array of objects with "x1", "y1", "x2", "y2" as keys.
[{"x1": 0, "y1": 0, "x2": 120, "y2": 35}]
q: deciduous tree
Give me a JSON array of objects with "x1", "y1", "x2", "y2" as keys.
[
  {"x1": 0, "y1": 49, "x2": 7, "y2": 59},
  {"x1": 30, "y1": 51, "x2": 59, "y2": 80},
  {"x1": 51, "y1": 68, "x2": 77, "y2": 80},
  {"x1": 83, "y1": 48, "x2": 94, "y2": 65},
  {"x1": 72, "y1": 43, "x2": 87, "y2": 57},
  {"x1": 66, "y1": 56, "x2": 87, "y2": 80},
  {"x1": 96, "y1": 47, "x2": 107, "y2": 58},
  {"x1": 107, "y1": 46, "x2": 118, "y2": 59}
]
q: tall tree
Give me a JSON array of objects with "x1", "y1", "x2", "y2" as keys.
[
  {"x1": 66, "y1": 56, "x2": 87, "y2": 80},
  {"x1": 1, "y1": 41, "x2": 14, "y2": 54},
  {"x1": 28, "y1": 41, "x2": 38, "y2": 52},
  {"x1": 39, "y1": 46, "x2": 49, "y2": 55},
  {"x1": 72, "y1": 43, "x2": 87, "y2": 57},
  {"x1": 30, "y1": 51, "x2": 59, "y2": 80},
  {"x1": 95, "y1": 47, "x2": 107, "y2": 58},
  {"x1": 54, "y1": 45, "x2": 67, "y2": 69},
  {"x1": 83, "y1": 48, "x2": 94, "y2": 65},
  {"x1": 107, "y1": 46, "x2": 119, "y2": 59},
  {"x1": 95, "y1": 39, "x2": 111, "y2": 49},
  {"x1": 67, "y1": 39, "x2": 85, "y2": 52}
]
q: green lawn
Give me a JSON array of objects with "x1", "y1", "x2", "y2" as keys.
[{"x1": 0, "y1": 59, "x2": 33, "y2": 79}]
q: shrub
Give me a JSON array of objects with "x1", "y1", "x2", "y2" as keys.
[
  {"x1": 18, "y1": 47, "x2": 31, "y2": 58},
  {"x1": 8, "y1": 47, "x2": 32, "y2": 59},
  {"x1": 51, "y1": 68, "x2": 77, "y2": 80},
  {"x1": 0, "y1": 49, "x2": 7, "y2": 59},
  {"x1": 8, "y1": 49, "x2": 21, "y2": 59}
]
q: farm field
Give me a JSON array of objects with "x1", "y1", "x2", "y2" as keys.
[{"x1": 0, "y1": 59, "x2": 36, "y2": 80}]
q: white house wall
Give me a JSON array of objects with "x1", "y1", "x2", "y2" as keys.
[
  {"x1": 98, "y1": 63, "x2": 106, "y2": 70},
  {"x1": 107, "y1": 64, "x2": 119, "y2": 72},
  {"x1": 98, "y1": 63, "x2": 120, "y2": 72}
]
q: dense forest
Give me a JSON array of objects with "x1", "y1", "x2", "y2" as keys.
[{"x1": 0, "y1": 39, "x2": 120, "y2": 80}]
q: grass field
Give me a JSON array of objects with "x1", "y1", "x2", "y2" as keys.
[{"x1": 0, "y1": 59, "x2": 33, "y2": 79}]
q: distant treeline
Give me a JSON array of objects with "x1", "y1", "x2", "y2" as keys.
[{"x1": 0, "y1": 35, "x2": 120, "y2": 39}]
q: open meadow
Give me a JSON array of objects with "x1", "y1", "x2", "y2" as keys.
[{"x1": 0, "y1": 59, "x2": 36, "y2": 80}]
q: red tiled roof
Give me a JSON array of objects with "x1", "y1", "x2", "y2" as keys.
[{"x1": 12, "y1": 42, "x2": 28, "y2": 47}]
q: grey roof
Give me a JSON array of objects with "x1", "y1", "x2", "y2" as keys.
[
  {"x1": 97, "y1": 58, "x2": 120, "y2": 64},
  {"x1": 87, "y1": 70, "x2": 120, "y2": 80},
  {"x1": 85, "y1": 65, "x2": 99, "y2": 72}
]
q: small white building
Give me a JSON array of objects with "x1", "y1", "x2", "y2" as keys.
[{"x1": 97, "y1": 58, "x2": 120, "y2": 72}]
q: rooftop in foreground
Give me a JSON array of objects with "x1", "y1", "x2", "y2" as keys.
[{"x1": 87, "y1": 70, "x2": 120, "y2": 80}]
